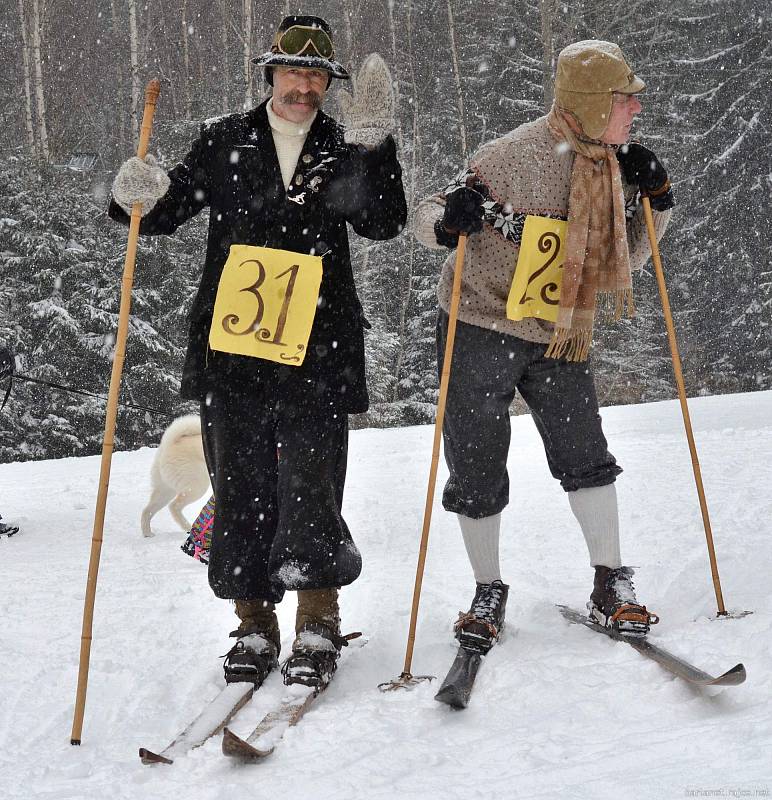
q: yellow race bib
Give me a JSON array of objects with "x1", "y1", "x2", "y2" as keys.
[
  {"x1": 506, "y1": 215, "x2": 567, "y2": 323},
  {"x1": 209, "y1": 244, "x2": 323, "y2": 366}
]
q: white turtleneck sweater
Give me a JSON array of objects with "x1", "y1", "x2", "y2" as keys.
[{"x1": 266, "y1": 98, "x2": 317, "y2": 190}]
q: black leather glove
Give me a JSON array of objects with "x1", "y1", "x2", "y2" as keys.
[
  {"x1": 434, "y1": 218, "x2": 459, "y2": 249},
  {"x1": 617, "y1": 142, "x2": 675, "y2": 211},
  {"x1": 441, "y1": 187, "x2": 485, "y2": 235}
]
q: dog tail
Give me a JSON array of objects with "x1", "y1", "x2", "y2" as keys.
[{"x1": 159, "y1": 414, "x2": 202, "y2": 447}]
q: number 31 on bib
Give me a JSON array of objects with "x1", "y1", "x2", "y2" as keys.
[
  {"x1": 209, "y1": 244, "x2": 323, "y2": 366},
  {"x1": 506, "y1": 215, "x2": 567, "y2": 323}
]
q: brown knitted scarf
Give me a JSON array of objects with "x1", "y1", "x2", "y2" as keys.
[{"x1": 544, "y1": 107, "x2": 633, "y2": 361}]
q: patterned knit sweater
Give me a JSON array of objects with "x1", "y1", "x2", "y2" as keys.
[{"x1": 413, "y1": 115, "x2": 672, "y2": 344}]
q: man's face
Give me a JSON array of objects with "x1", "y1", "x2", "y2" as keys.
[
  {"x1": 271, "y1": 66, "x2": 328, "y2": 124},
  {"x1": 600, "y1": 92, "x2": 642, "y2": 145}
]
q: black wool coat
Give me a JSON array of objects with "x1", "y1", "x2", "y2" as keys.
[{"x1": 109, "y1": 99, "x2": 407, "y2": 413}]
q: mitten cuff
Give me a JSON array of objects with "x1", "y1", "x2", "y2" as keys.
[{"x1": 344, "y1": 126, "x2": 391, "y2": 147}]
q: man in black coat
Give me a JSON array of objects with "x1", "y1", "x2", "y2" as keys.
[{"x1": 109, "y1": 15, "x2": 406, "y2": 689}]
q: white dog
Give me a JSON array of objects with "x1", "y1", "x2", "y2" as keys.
[{"x1": 141, "y1": 414, "x2": 210, "y2": 538}]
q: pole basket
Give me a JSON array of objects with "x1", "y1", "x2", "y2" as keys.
[
  {"x1": 378, "y1": 672, "x2": 436, "y2": 692},
  {"x1": 711, "y1": 610, "x2": 753, "y2": 621}
]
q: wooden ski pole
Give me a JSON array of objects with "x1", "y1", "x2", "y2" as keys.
[
  {"x1": 71, "y1": 79, "x2": 161, "y2": 745},
  {"x1": 381, "y1": 233, "x2": 468, "y2": 690},
  {"x1": 641, "y1": 195, "x2": 727, "y2": 617}
]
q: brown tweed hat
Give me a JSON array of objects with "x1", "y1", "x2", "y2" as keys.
[{"x1": 554, "y1": 40, "x2": 645, "y2": 139}]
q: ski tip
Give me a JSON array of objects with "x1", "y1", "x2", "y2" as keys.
[
  {"x1": 714, "y1": 663, "x2": 746, "y2": 686},
  {"x1": 434, "y1": 684, "x2": 469, "y2": 710},
  {"x1": 139, "y1": 747, "x2": 174, "y2": 765},
  {"x1": 221, "y1": 727, "x2": 274, "y2": 761}
]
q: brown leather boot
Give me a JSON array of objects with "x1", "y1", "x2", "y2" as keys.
[
  {"x1": 282, "y1": 588, "x2": 347, "y2": 690},
  {"x1": 294, "y1": 588, "x2": 340, "y2": 633},
  {"x1": 588, "y1": 566, "x2": 659, "y2": 637},
  {"x1": 235, "y1": 599, "x2": 281, "y2": 645},
  {"x1": 223, "y1": 599, "x2": 280, "y2": 685},
  {"x1": 454, "y1": 580, "x2": 509, "y2": 654}
]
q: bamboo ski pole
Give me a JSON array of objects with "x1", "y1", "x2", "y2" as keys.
[
  {"x1": 641, "y1": 195, "x2": 727, "y2": 617},
  {"x1": 381, "y1": 233, "x2": 468, "y2": 690},
  {"x1": 71, "y1": 79, "x2": 161, "y2": 745}
]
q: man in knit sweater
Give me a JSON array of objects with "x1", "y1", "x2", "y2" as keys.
[
  {"x1": 108, "y1": 16, "x2": 406, "y2": 689},
  {"x1": 414, "y1": 40, "x2": 672, "y2": 653}
]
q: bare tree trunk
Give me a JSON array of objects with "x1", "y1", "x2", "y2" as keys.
[
  {"x1": 391, "y1": 3, "x2": 422, "y2": 401},
  {"x1": 446, "y1": 0, "x2": 468, "y2": 159},
  {"x1": 340, "y1": 0, "x2": 354, "y2": 59},
  {"x1": 128, "y1": 0, "x2": 141, "y2": 145},
  {"x1": 29, "y1": 0, "x2": 49, "y2": 162},
  {"x1": 17, "y1": 0, "x2": 37, "y2": 159},
  {"x1": 386, "y1": 0, "x2": 403, "y2": 150},
  {"x1": 156, "y1": 3, "x2": 179, "y2": 119},
  {"x1": 109, "y1": 0, "x2": 128, "y2": 158},
  {"x1": 243, "y1": 0, "x2": 253, "y2": 110},
  {"x1": 540, "y1": 0, "x2": 556, "y2": 110},
  {"x1": 181, "y1": 0, "x2": 191, "y2": 118},
  {"x1": 221, "y1": 0, "x2": 229, "y2": 113}
]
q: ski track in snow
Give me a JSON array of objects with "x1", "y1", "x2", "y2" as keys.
[{"x1": 1, "y1": 391, "x2": 770, "y2": 800}]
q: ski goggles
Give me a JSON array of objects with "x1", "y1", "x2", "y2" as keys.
[{"x1": 273, "y1": 25, "x2": 334, "y2": 60}]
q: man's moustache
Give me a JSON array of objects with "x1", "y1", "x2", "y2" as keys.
[{"x1": 281, "y1": 91, "x2": 323, "y2": 109}]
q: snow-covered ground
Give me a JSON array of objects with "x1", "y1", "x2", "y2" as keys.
[{"x1": 1, "y1": 391, "x2": 770, "y2": 800}]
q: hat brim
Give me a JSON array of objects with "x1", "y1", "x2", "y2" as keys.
[
  {"x1": 251, "y1": 51, "x2": 350, "y2": 80},
  {"x1": 615, "y1": 74, "x2": 646, "y2": 94}
]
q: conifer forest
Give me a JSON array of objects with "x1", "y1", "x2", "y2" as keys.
[{"x1": 1, "y1": 0, "x2": 770, "y2": 461}]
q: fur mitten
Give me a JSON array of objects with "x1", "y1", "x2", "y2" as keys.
[
  {"x1": 338, "y1": 53, "x2": 395, "y2": 147},
  {"x1": 111, "y1": 154, "x2": 170, "y2": 216}
]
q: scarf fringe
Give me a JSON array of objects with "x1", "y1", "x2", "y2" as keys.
[
  {"x1": 544, "y1": 326, "x2": 593, "y2": 362},
  {"x1": 598, "y1": 288, "x2": 635, "y2": 321}
]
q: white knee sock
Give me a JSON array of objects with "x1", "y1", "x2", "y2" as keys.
[
  {"x1": 458, "y1": 513, "x2": 502, "y2": 584},
  {"x1": 568, "y1": 484, "x2": 622, "y2": 569}
]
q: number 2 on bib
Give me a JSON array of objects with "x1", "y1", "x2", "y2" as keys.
[{"x1": 506, "y1": 215, "x2": 567, "y2": 323}]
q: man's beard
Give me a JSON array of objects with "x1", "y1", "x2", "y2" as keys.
[{"x1": 279, "y1": 89, "x2": 323, "y2": 110}]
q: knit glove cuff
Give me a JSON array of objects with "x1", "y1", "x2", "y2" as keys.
[
  {"x1": 339, "y1": 53, "x2": 395, "y2": 147},
  {"x1": 111, "y1": 154, "x2": 170, "y2": 216}
]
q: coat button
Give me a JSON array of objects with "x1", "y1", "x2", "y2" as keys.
[
  {"x1": 302, "y1": 154, "x2": 313, "y2": 164},
  {"x1": 295, "y1": 174, "x2": 304, "y2": 185}
]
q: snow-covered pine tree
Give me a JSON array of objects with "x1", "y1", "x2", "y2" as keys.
[
  {"x1": 662, "y1": 3, "x2": 772, "y2": 393},
  {"x1": 0, "y1": 153, "x2": 198, "y2": 462}
]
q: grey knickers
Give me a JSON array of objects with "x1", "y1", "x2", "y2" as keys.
[{"x1": 437, "y1": 311, "x2": 622, "y2": 518}]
